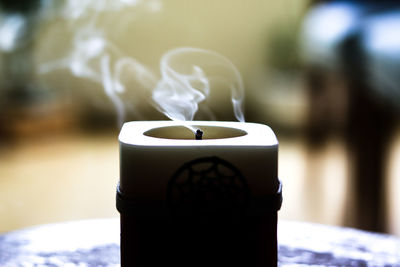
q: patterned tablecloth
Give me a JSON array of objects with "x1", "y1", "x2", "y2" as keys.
[{"x1": 1, "y1": 218, "x2": 399, "y2": 266}]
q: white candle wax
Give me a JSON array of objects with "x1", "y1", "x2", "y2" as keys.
[{"x1": 119, "y1": 120, "x2": 279, "y2": 200}]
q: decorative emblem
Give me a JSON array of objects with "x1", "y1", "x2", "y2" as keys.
[{"x1": 167, "y1": 156, "x2": 250, "y2": 223}]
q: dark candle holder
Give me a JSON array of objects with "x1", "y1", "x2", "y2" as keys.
[{"x1": 116, "y1": 156, "x2": 282, "y2": 267}]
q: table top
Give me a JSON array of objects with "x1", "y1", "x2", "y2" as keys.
[{"x1": 0, "y1": 218, "x2": 399, "y2": 266}]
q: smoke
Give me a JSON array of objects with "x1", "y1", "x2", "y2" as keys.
[
  {"x1": 39, "y1": 0, "x2": 160, "y2": 126},
  {"x1": 38, "y1": 0, "x2": 245, "y2": 127},
  {"x1": 61, "y1": 0, "x2": 162, "y2": 20},
  {"x1": 153, "y1": 47, "x2": 245, "y2": 122}
]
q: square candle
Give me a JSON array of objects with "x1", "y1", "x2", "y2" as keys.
[{"x1": 117, "y1": 121, "x2": 282, "y2": 267}]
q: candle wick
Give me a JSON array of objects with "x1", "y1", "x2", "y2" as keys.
[{"x1": 195, "y1": 129, "x2": 203, "y2": 140}]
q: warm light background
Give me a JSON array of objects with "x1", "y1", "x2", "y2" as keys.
[{"x1": 1, "y1": 0, "x2": 399, "y2": 236}]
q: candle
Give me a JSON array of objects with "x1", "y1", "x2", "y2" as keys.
[{"x1": 117, "y1": 121, "x2": 282, "y2": 267}]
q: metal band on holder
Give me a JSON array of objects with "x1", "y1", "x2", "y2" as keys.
[
  {"x1": 116, "y1": 181, "x2": 282, "y2": 217},
  {"x1": 116, "y1": 186, "x2": 169, "y2": 217}
]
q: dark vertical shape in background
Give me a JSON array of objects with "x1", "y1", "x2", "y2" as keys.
[{"x1": 340, "y1": 33, "x2": 396, "y2": 232}]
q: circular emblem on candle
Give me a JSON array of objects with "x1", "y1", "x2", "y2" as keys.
[{"x1": 167, "y1": 156, "x2": 250, "y2": 223}]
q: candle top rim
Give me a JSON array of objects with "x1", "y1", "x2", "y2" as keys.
[{"x1": 119, "y1": 121, "x2": 278, "y2": 147}]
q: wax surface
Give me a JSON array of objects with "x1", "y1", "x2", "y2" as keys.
[{"x1": 144, "y1": 125, "x2": 246, "y2": 140}]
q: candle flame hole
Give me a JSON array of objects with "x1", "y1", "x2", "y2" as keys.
[{"x1": 144, "y1": 126, "x2": 247, "y2": 140}]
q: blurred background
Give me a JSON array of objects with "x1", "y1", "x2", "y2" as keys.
[{"x1": 1, "y1": 0, "x2": 400, "y2": 236}]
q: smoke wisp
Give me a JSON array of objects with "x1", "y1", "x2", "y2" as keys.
[
  {"x1": 38, "y1": 0, "x2": 245, "y2": 127},
  {"x1": 153, "y1": 47, "x2": 245, "y2": 123}
]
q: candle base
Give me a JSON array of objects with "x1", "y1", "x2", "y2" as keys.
[{"x1": 116, "y1": 181, "x2": 282, "y2": 267}]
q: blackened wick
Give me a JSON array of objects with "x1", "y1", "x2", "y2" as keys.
[{"x1": 195, "y1": 129, "x2": 203, "y2": 140}]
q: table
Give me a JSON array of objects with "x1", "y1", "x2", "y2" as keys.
[{"x1": 0, "y1": 218, "x2": 399, "y2": 266}]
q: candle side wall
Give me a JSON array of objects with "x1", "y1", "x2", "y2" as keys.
[{"x1": 119, "y1": 144, "x2": 278, "y2": 198}]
